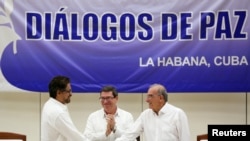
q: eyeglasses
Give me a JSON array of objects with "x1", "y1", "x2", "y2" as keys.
[
  {"x1": 99, "y1": 96, "x2": 115, "y2": 101},
  {"x1": 63, "y1": 89, "x2": 72, "y2": 93}
]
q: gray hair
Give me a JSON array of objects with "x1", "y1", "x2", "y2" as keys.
[{"x1": 149, "y1": 84, "x2": 168, "y2": 102}]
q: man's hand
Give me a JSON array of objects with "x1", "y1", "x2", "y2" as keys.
[{"x1": 105, "y1": 114, "x2": 116, "y2": 136}]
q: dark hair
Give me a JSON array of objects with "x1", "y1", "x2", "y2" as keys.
[
  {"x1": 100, "y1": 85, "x2": 118, "y2": 98},
  {"x1": 48, "y1": 76, "x2": 70, "y2": 98}
]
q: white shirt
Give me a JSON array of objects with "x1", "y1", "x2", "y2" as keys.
[
  {"x1": 83, "y1": 108, "x2": 135, "y2": 141},
  {"x1": 115, "y1": 103, "x2": 190, "y2": 141},
  {"x1": 41, "y1": 98, "x2": 89, "y2": 141}
]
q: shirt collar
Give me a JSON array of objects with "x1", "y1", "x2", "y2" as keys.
[
  {"x1": 102, "y1": 108, "x2": 119, "y2": 118},
  {"x1": 49, "y1": 97, "x2": 68, "y2": 110},
  {"x1": 158, "y1": 103, "x2": 168, "y2": 115}
]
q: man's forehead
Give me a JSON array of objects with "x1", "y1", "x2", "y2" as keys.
[
  {"x1": 101, "y1": 91, "x2": 112, "y2": 95},
  {"x1": 147, "y1": 87, "x2": 157, "y2": 94},
  {"x1": 66, "y1": 83, "x2": 71, "y2": 88}
]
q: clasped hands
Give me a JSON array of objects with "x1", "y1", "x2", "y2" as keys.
[{"x1": 105, "y1": 114, "x2": 116, "y2": 136}]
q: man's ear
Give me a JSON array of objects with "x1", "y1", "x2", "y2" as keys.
[
  {"x1": 56, "y1": 90, "x2": 62, "y2": 96},
  {"x1": 159, "y1": 94, "x2": 164, "y2": 100}
]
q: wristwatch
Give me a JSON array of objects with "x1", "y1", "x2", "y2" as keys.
[{"x1": 113, "y1": 125, "x2": 116, "y2": 133}]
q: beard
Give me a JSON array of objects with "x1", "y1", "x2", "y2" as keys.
[{"x1": 64, "y1": 97, "x2": 71, "y2": 104}]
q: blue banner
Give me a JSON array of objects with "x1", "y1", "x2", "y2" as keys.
[{"x1": 0, "y1": 0, "x2": 249, "y2": 92}]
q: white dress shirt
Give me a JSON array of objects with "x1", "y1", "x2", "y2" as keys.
[
  {"x1": 83, "y1": 108, "x2": 134, "y2": 141},
  {"x1": 41, "y1": 98, "x2": 89, "y2": 141},
  {"x1": 115, "y1": 103, "x2": 190, "y2": 141}
]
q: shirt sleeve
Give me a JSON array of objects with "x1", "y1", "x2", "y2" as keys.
[
  {"x1": 177, "y1": 109, "x2": 191, "y2": 141},
  {"x1": 54, "y1": 112, "x2": 89, "y2": 141},
  {"x1": 115, "y1": 113, "x2": 143, "y2": 141},
  {"x1": 83, "y1": 115, "x2": 108, "y2": 140}
]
